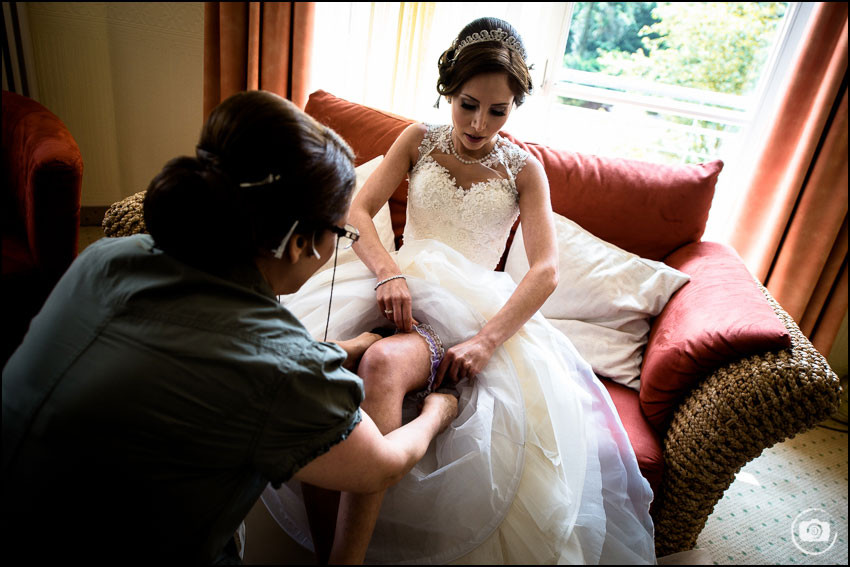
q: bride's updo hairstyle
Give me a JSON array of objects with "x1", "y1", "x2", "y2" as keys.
[
  {"x1": 143, "y1": 90, "x2": 355, "y2": 274},
  {"x1": 437, "y1": 17, "x2": 533, "y2": 107}
]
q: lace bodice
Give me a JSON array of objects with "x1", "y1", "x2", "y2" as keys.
[{"x1": 403, "y1": 124, "x2": 528, "y2": 269}]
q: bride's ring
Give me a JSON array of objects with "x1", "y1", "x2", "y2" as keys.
[{"x1": 384, "y1": 309, "x2": 394, "y2": 315}]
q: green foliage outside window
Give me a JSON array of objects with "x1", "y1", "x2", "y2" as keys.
[
  {"x1": 564, "y1": 2, "x2": 662, "y2": 73},
  {"x1": 561, "y1": 2, "x2": 789, "y2": 164},
  {"x1": 565, "y1": 2, "x2": 788, "y2": 95}
]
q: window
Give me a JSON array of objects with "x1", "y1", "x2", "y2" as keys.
[
  {"x1": 548, "y1": 2, "x2": 792, "y2": 164},
  {"x1": 310, "y1": 2, "x2": 814, "y2": 241}
]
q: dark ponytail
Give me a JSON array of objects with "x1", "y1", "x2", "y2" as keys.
[{"x1": 143, "y1": 91, "x2": 355, "y2": 273}]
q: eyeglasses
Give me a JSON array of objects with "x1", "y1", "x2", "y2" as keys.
[
  {"x1": 327, "y1": 223, "x2": 360, "y2": 249},
  {"x1": 272, "y1": 221, "x2": 359, "y2": 260}
]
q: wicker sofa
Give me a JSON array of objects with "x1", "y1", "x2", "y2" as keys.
[{"x1": 102, "y1": 90, "x2": 841, "y2": 556}]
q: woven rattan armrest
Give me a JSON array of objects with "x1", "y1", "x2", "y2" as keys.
[
  {"x1": 650, "y1": 282, "x2": 842, "y2": 556},
  {"x1": 102, "y1": 190, "x2": 147, "y2": 238}
]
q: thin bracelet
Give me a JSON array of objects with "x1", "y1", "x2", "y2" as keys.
[{"x1": 374, "y1": 274, "x2": 406, "y2": 290}]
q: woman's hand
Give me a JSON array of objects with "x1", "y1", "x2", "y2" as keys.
[
  {"x1": 330, "y1": 332, "x2": 383, "y2": 371},
  {"x1": 376, "y1": 277, "x2": 415, "y2": 332},
  {"x1": 434, "y1": 334, "x2": 496, "y2": 388},
  {"x1": 420, "y1": 392, "x2": 459, "y2": 434}
]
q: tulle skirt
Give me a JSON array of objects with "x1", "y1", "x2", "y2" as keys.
[{"x1": 262, "y1": 239, "x2": 656, "y2": 564}]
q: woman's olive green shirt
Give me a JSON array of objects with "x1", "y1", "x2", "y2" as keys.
[{"x1": 2, "y1": 234, "x2": 363, "y2": 564}]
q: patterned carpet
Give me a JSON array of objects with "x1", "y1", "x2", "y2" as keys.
[{"x1": 693, "y1": 387, "x2": 848, "y2": 565}]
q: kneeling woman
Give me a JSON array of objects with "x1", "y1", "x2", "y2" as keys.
[{"x1": 1, "y1": 90, "x2": 457, "y2": 564}]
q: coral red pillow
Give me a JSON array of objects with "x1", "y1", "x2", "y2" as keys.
[
  {"x1": 600, "y1": 378, "x2": 663, "y2": 497},
  {"x1": 305, "y1": 90, "x2": 414, "y2": 246},
  {"x1": 304, "y1": 90, "x2": 413, "y2": 166},
  {"x1": 500, "y1": 132, "x2": 723, "y2": 262},
  {"x1": 639, "y1": 242, "x2": 792, "y2": 433}
]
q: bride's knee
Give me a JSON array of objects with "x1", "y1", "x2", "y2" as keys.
[
  {"x1": 358, "y1": 336, "x2": 428, "y2": 392},
  {"x1": 358, "y1": 339, "x2": 398, "y2": 380}
]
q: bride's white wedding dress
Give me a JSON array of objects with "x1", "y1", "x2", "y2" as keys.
[{"x1": 261, "y1": 125, "x2": 656, "y2": 564}]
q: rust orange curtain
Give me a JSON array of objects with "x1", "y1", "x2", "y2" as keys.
[
  {"x1": 729, "y1": 2, "x2": 848, "y2": 357},
  {"x1": 203, "y1": 2, "x2": 315, "y2": 119}
]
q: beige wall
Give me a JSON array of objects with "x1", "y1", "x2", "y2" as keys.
[{"x1": 25, "y1": 2, "x2": 204, "y2": 207}]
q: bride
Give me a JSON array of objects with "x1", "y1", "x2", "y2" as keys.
[{"x1": 261, "y1": 16, "x2": 657, "y2": 565}]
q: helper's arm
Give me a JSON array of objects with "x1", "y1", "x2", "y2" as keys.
[{"x1": 293, "y1": 393, "x2": 456, "y2": 493}]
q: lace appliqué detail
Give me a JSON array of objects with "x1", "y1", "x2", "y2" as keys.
[
  {"x1": 404, "y1": 125, "x2": 527, "y2": 269},
  {"x1": 415, "y1": 124, "x2": 528, "y2": 180}
]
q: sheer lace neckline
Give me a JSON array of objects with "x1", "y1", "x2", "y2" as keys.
[
  {"x1": 403, "y1": 124, "x2": 528, "y2": 269},
  {"x1": 422, "y1": 155, "x2": 511, "y2": 194},
  {"x1": 414, "y1": 124, "x2": 527, "y2": 190}
]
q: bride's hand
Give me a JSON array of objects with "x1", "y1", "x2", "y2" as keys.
[
  {"x1": 434, "y1": 334, "x2": 496, "y2": 388},
  {"x1": 376, "y1": 277, "x2": 415, "y2": 332}
]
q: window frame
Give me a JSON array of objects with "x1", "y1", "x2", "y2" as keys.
[
  {"x1": 309, "y1": 1, "x2": 817, "y2": 242},
  {"x1": 518, "y1": 1, "x2": 815, "y2": 241}
]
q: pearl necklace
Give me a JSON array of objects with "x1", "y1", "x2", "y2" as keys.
[{"x1": 449, "y1": 128, "x2": 499, "y2": 165}]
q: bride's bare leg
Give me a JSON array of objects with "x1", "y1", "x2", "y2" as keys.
[{"x1": 329, "y1": 332, "x2": 434, "y2": 564}]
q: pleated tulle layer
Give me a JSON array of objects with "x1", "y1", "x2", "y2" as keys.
[{"x1": 262, "y1": 239, "x2": 656, "y2": 564}]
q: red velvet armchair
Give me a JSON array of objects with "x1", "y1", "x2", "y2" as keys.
[{"x1": 1, "y1": 91, "x2": 83, "y2": 367}]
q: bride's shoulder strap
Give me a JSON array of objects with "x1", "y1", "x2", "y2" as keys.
[
  {"x1": 497, "y1": 135, "x2": 530, "y2": 180},
  {"x1": 415, "y1": 124, "x2": 452, "y2": 166}
]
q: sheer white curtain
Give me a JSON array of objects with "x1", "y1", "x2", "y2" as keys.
[
  {"x1": 308, "y1": 2, "x2": 817, "y2": 250},
  {"x1": 308, "y1": 2, "x2": 569, "y2": 140}
]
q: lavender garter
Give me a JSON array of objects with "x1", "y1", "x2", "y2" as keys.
[{"x1": 412, "y1": 323, "x2": 445, "y2": 400}]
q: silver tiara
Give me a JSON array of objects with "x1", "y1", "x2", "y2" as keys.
[{"x1": 451, "y1": 28, "x2": 527, "y2": 61}]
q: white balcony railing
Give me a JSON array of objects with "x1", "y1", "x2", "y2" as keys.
[{"x1": 533, "y1": 69, "x2": 750, "y2": 165}]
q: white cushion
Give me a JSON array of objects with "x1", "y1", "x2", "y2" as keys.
[
  {"x1": 505, "y1": 213, "x2": 690, "y2": 390},
  {"x1": 316, "y1": 156, "x2": 395, "y2": 273}
]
